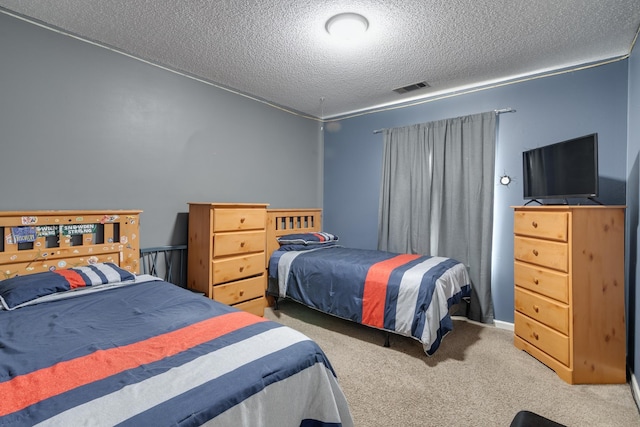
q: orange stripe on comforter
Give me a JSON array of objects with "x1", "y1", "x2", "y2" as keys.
[
  {"x1": 0, "y1": 310, "x2": 265, "y2": 417},
  {"x1": 362, "y1": 254, "x2": 420, "y2": 328}
]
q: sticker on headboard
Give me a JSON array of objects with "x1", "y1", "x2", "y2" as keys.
[
  {"x1": 101, "y1": 215, "x2": 119, "y2": 224},
  {"x1": 62, "y1": 224, "x2": 97, "y2": 236},
  {"x1": 11, "y1": 227, "x2": 37, "y2": 244},
  {"x1": 37, "y1": 225, "x2": 59, "y2": 237},
  {"x1": 21, "y1": 216, "x2": 38, "y2": 225}
]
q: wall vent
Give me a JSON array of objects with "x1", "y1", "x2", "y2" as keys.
[{"x1": 393, "y1": 81, "x2": 431, "y2": 94}]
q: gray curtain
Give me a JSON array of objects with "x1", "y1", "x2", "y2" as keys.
[{"x1": 377, "y1": 111, "x2": 496, "y2": 323}]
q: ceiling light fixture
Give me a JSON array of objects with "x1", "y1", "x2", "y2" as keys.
[{"x1": 325, "y1": 13, "x2": 369, "y2": 40}]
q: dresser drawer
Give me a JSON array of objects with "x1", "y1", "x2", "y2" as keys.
[
  {"x1": 514, "y1": 261, "x2": 569, "y2": 303},
  {"x1": 214, "y1": 275, "x2": 265, "y2": 305},
  {"x1": 213, "y1": 230, "x2": 266, "y2": 257},
  {"x1": 514, "y1": 211, "x2": 568, "y2": 242},
  {"x1": 514, "y1": 236, "x2": 568, "y2": 272},
  {"x1": 234, "y1": 297, "x2": 266, "y2": 317},
  {"x1": 515, "y1": 287, "x2": 569, "y2": 334},
  {"x1": 212, "y1": 252, "x2": 265, "y2": 284},
  {"x1": 213, "y1": 209, "x2": 266, "y2": 232},
  {"x1": 514, "y1": 311, "x2": 569, "y2": 366}
]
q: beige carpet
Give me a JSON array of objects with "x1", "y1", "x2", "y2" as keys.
[{"x1": 265, "y1": 301, "x2": 640, "y2": 427}]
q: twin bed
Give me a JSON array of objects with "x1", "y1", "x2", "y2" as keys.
[
  {"x1": 0, "y1": 210, "x2": 352, "y2": 427},
  {"x1": 265, "y1": 209, "x2": 472, "y2": 356}
]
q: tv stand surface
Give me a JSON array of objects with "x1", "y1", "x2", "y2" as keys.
[
  {"x1": 587, "y1": 197, "x2": 604, "y2": 205},
  {"x1": 524, "y1": 197, "x2": 604, "y2": 206}
]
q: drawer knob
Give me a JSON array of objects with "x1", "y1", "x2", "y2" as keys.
[
  {"x1": 239, "y1": 266, "x2": 245, "y2": 272},
  {"x1": 532, "y1": 332, "x2": 539, "y2": 340},
  {"x1": 532, "y1": 249, "x2": 539, "y2": 256},
  {"x1": 532, "y1": 221, "x2": 538, "y2": 228},
  {"x1": 533, "y1": 305, "x2": 539, "y2": 313},
  {"x1": 239, "y1": 289, "x2": 245, "y2": 296},
  {"x1": 533, "y1": 278, "x2": 539, "y2": 285},
  {"x1": 240, "y1": 241, "x2": 246, "y2": 248},
  {"x1": 240, "y1": 217, "x2": 246, "y2": 223}
]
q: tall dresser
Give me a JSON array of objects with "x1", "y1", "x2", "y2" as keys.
[
  {"x1": 512, "y1": 205, "x2": 626, "y2": 384},
  {"x1": 188, "y1": 203, "x2": 269, "y2": 317}
]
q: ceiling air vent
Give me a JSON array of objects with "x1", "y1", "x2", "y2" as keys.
[{"x1": 393, "y1": 81, "x2": 431, "y2": 94}]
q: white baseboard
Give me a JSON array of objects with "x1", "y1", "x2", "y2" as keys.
[
  {"x1": 493, "y1": 319, "x2": 514, "y2": 331},
  {"x1": 450, "y1": 316, "x2": 515, "y2": 331}
]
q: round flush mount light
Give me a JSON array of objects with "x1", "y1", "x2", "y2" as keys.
[{"x1": 325, "y1": 13, "x2": 369, "y2": 40}]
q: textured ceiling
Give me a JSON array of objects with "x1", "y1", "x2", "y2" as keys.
[{"x1": 1, "y1": 1, "x2": 639, "y2": 119}]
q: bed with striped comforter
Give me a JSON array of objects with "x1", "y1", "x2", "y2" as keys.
[
  {"x1": 268, "y1": 246, "x2": 471, "y2": 356},
  {"x1": 0, "y1": 276, "x2": 353, "y2": 427}
]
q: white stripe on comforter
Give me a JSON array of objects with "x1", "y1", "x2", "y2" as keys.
[
  {"x1": 36, "y1": 326, "x2": 352, "y2": 427},
  {"x1": 394, "y1": 256, "x2": 448, "y2": 336}
]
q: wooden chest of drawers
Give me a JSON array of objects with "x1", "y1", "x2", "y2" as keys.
[
  {"x1": 512, "y1": 206, "x2": 626, "y2": 384},
  {"x1": 188, "y1": 203, "x2": 268, "y2": 316}
]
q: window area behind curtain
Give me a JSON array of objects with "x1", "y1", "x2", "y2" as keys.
[{"x1": 378, "y1": 111, "x2": 496, "y2": 323}]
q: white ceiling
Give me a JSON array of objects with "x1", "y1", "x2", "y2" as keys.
[{"x1": 1, "y1": 1, "x2": 639, "y2": 120}]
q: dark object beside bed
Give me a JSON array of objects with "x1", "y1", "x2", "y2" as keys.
[{"x1": 510, "y1": 410, "x2": 566, "y2": 427}]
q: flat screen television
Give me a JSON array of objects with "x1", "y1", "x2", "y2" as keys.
[{"x1": 522, "y1": 133, "x2": 599, "y2": 202}]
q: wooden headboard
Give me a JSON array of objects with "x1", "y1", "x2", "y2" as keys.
[
  {"x1": 265, "y1": 208, "x2": 322, "y2": 266},
  {"x1": 0, "y1": 210, "x2": 142, "y2": 279}
]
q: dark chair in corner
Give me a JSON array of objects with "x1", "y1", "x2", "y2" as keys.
[{"x1": 510, "y1": 411, "x2": 566, "y2": 427}]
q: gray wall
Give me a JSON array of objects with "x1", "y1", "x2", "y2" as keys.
[
  {"x1": 626, "y1": 42, "x2": 640, "y2": 384},
  {"x1": 0, "y1": 12, "x2": 322, "y2": 247}
]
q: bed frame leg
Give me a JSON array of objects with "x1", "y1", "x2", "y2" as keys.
[
  {"x1": 274, "y1": 298, "x2": 280, "y2": 310},
  {"x1": 384, "y1": 332, "x2": 390, "y2": 347}
]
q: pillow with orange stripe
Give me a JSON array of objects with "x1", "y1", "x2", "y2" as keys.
[
  {"x1": 0, "y1": 263, "x2": 135, "y2": 310},
  {"x1": 277, "y1": 243, "x2": 340, "y2": 252},
  {"x1": 277, "y1": 232, "x2": 338, "y2": 245}
]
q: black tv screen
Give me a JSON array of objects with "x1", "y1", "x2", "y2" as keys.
[{"x1": 522, "y1": 133, "x2": 598, "y2": 201}]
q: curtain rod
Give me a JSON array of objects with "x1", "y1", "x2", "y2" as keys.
[{"x1": 372, "y1": 107, "x2": 516, "y2": 134}]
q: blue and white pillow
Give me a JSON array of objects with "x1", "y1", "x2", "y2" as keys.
[
  {"x1": 0, "y1": 263, "x2": 135, "y2": 310},
  {"x1": 277, "y1": 232, "x2": 338, "y2": 245}
]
